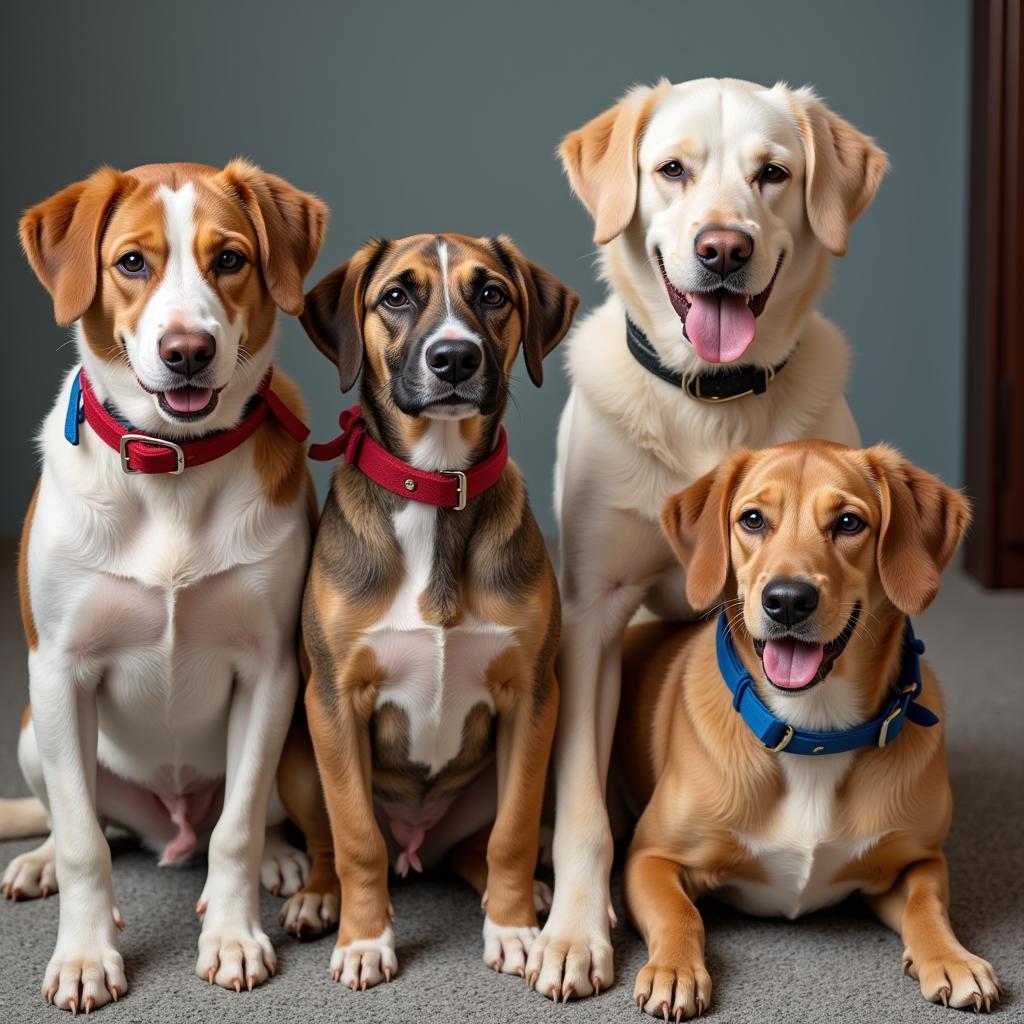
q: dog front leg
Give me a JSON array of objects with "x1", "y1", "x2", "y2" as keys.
[
  {"x1": 625, "y1": 850, "x2": 711, "y2": 1021},
  {"x1": 481, "y1": 670, "x2": 558, "y2": 979},
  {"x1": 868, "y1": 856, "x2": 1000, "y2": 1011},
  {"x1": 305, "y1": 677, "x2": 396, "y2": 990},
  {"x1": 194, "y1": 649, "x2": 298, "y2": 992},
  {"x1": 29, "y1": 648, "x2": 126, "y2": 1013}
]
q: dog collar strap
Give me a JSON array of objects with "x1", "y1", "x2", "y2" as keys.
[
  {"x1": 66, "y1": 368, "x2": 310, "y2": 475},
  {"x1": 308, "y1": 404, "x2": 508, "y2": 511},
  {"x1": 715, "y1": 611, "x2": 938, "y2": 755},
  {"x1": 625, "y1": 317, "x2": 787, "y2": 402}
]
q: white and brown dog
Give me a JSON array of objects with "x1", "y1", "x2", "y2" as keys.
[
  {"x1": 534, "y1": 78, "x2": 888, "y2": 1000},
  {"x1": 275, "y1": 233, "x2": 576, "y2": 989},
  {"x1": 618, "y1": 441, "x2": 1000, "y2": 1016},
  {"x1": 0, "y1": 161, "x2": 325, "y2": 1012}
]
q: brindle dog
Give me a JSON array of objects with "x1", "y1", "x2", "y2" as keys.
[{"x1": 277, "y1": 234, "x2": 577, "y2": 990}]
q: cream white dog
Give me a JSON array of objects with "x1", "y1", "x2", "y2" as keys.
[
  {"x1": 529, "y1": 78, "x2": 887, "y2": 1000},
  {"x1": 0, "y1": 161, "x2": 325, "y2": 1012}
]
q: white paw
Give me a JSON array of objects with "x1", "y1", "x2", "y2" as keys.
[
  {"x1": 329, "y1": 927, "x2": 398, "y2": 990},
  {"x1": 260, "y1": 832, "x2": 310, "y2": 897},
  {"x1": 43, "y1": 928, "x2": 126, "y2": 1014},
  {"x1": 3, "y1": 838, "x2": 57, "y2": 900},
  {"x1": 483, "y1": 916, "x2": 539, "y2": 977},
  {"x1": 279, "y1": 888, "x2": 339, "y2": 937},
  {"x1": 526, "y1": 905, "x2": 614, "y2": 1001},
  {"x1": 196, "y1": 914, "x2": 276, "y2": 991}
]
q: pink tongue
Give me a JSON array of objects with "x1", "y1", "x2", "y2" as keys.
[
  {"x1": 163, "y1": 386, "x2": 213, "y2": 414},
  {"x1": 763, "y1": 638, "x2": 825, "y2": 689},
  {"x1": 685, "y1": 291, "x2": 756, "y2": 363}
]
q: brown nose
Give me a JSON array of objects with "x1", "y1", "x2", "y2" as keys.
[
  {"x1": 694, "y1": 228, "x2": 753, "y2": 278},
  {"x1": 158, "y1": 332, "x2": 216, "y2": 377}
]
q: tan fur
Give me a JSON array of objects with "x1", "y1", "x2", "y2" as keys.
[
  {"x1": 619, "y1": 441, "x2": 999, "y2": 1017},
  {"x1": 251, "y1": 369, "x2": 313, "y2": 507}
]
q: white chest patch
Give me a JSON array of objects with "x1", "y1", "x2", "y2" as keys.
[
  {"x1": 367, "y1": 422, "x2": 512, "y2": 777},
  {"x1": 721, "y1": 677, "x2": 884, "y2": 918}
]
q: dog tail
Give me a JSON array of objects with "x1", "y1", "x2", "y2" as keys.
[{"x1": 0, "y1": 797, "x2": 49, "y2": 839}]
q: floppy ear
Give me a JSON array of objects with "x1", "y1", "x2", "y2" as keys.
[
  {"x1": 299, "y1": 241, "x2": 389, "y2": 393},
  {"x1": 220, "y1": 159, "x2": 327, "y2": 316},
  {"x1": 786, "y1": 87, "x2": 888, "y2": 256},
  {"x1": 660, "y1": 449, "x2": 752, "y2": 612},
  {"x1": 558, "y1": 81, "x2": 666, "y2": 246},
  {"x1": 864, "y1": 445, "x2": 971, "y2": 615},
  {"x1": 495, "y1": 236, "x2": 578, "y2": 387},
  {"x1": 19, "y1": 167, "x2": 134, "y2": 327}
]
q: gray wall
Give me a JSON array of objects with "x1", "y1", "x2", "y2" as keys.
[{"x1": 0, "y1": 0, "x2": 969, "y2": 536}]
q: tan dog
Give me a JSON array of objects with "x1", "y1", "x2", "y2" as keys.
[
  {"x1": 276, "y1": 234, "x2": 576, "y2": 988},
  {"x1": 616, "y1": 441, "x2": 1000, "y2": 1018}
]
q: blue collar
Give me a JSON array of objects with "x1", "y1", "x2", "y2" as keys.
[{"x1": 715, "y1": 611, "x2": 938, "y2": 755}]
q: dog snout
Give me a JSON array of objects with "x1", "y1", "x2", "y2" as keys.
[
  {"x1": 761, "y1": 577, "x2": 819, "y2": 627},
  {"x1": 159, "y1": 331, "x2": 216, "y2": 378},
  {"x1": 425, "y1": 338, "x2": 482, "y2": 385},
  {"x1": 694, "y1": 228, "x2": 753, "y2": 279}
]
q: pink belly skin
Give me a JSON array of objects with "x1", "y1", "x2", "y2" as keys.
[{"x1": 375, "y1": 798, "x2": 454, "y2": 878}]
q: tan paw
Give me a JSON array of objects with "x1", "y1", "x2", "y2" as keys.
[
  {"x1": 279, "y1": 887, "x2": 339, "y2": 937},
  {"x1": 634, "y1": 960, "x2": 713, "y2": 1021},
  {"x1": 903, "y1": 946, "x2": 1001, "y2": 1012}
]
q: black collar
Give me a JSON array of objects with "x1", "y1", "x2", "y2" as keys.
[{"x1": 625, "y1": 316, "x2": 789, "y2": 403}]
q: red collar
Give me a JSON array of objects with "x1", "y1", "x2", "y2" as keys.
[
  {"x1": 308, "y1": 405, "x2": 508, "y2": 511},
  {"x1": 69, "y1": 368, "x2": 310, "y2": 475}
]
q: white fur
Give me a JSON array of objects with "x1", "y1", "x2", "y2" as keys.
[
  {"x1": 537, "y1": 78, "x2": 864, "y2": 996},
  {"x1": 723, "y1": 675, "x2": 883, "y2": 918},
  {"x1": 12, "y1": 185, "x2": 308, "y2": 1007},
  {"x1": 369, "y1": 421, "x2": 510, "y2": 782},
  {"x1": 330, "y1": 926, "x2": 398, "y2": 988}
]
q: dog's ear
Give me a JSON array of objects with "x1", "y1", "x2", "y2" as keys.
[
  {"x1": 220, "y1": 159, "x2": 327, "y2": 317},
  {"x1": 864, "y1": 445, "x2": 971, "y2": 615},
  {"x1": 20, "y1": 167, "x2": 135, "y2": 327},
  {"x1": 660, "y1": 449, "x2": 752, "y2": 612},
  {"x1": 494, "y1": 235, "x2": 578, "y2": 387},
  {"x1": 300, "y1": 241, "x2": 389, "y2": 393},
  {"x1": 559, "y1": 81, "x2": 666, "y2": 246},
  {"x1": 786, "y1": 87, "x2": 888, "y2": 257}
]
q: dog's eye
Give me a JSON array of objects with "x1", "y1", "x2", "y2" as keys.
[
  {"x1": 740, "y1": 509, "x2": 765, "y2": 532},
  {"x1": 835, "y1": 512, "x2": 865, "y2": 535},
  {"x1": 759, "y1": 163, "x2": 789, "y2": 184},
  {"x1": 216, "y1": 249, "x2": 245, "y2": 273},
  {"x1": 658, "y1": 160, "x2": 687, "y2": 180},
  {"x1": 383, "y1": 288, "x2": 409, "y2": 308},
  {"x1": 117, "y1": 251, "x2": 146, "y2": 276},
  {"x1": 480, "y1": 285, "x2": 506, "y2": 307}
]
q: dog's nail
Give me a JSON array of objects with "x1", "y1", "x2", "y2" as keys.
[
  {"x1": 233, "y1": 978, "x2": 241, "y2": 993},
  {"x1": 248, "y1": 974, "x2": 256, "y2": 992},
  {"x1": 550, "y1": 985, "x2": 558, "y2": 1002},
  {"x1": 562, "y1": 985, "x2": 573, "y2": 1004},
  {"x1": 207, "y1": 968, "x2": 215, "y2": 985},
  {"x1": 675, "y1": 1008, "x2": 683, "y2": 1024},
  {"x1": 384, "y1": 967, "x2": 393, "y2": 983},
  {"x1": 68, "y1": 997, "x2": 78, "y2": 1017},
  {"x1": 939, "y1": 987, "x2": 949, "y2": 1008}
]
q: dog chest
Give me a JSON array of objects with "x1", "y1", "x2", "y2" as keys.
[{"x1": 722, "y1": 752, "x2": 881, "y2": 919}]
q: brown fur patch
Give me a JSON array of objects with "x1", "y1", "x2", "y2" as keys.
[{"x1": 252, "y1": 369, "x2": 311, "y2": 507}]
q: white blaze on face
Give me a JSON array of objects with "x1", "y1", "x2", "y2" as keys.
[{"x1": 127, "y1": 183, "x2": 244, "y2": 395}]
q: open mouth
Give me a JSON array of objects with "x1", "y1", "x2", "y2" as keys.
[
  {"x1": 157, "y1": 385, "x2": 219, "y2": 421},
  {"x1": 752, "y1": 603, "x2": 861, "y2": 694},
  {"x1": 657, "y1": 252, "x2": 784, "y2": 364}
]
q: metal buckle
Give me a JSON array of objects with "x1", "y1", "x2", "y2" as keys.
[
  {"x1": 770, "y1": 725, "x2": 795, "y2": 753},
  {"x1": 119, "y1": 434, "x2": 185, "y2": 475},
  {"x1": 877, "y1": 686, "x2": 914, "y2": 748},
  {"x1": 442, "y1": 470, "x2": 467, "y2": 511},
  {"x1": 687, "y1": 365, "x2": 775, "y2": 404}
]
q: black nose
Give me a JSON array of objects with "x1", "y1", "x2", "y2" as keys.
[
  {"x1": 694, "y1": 228, "x2": 754, "y2": 278},
  {"x1": 761, "y1": 577, "x2": 819, "y2": 627},
  {"x1": 425, "y1": 339, "x2": 482, "y2": 385},
  {"x1": 159, "y1": 331, "x2": 216, "y2": 377}
]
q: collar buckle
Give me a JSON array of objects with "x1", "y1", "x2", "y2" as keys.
[
  {"x1": 442, "y1": 470, "x2": 468, "y2": 511},
  {"x1": 119, "y1": 434, "x2": 185, "y2": 475},
  {"x1": 877, "y1": 685, "x2": 916, "y2": 748},
  {"x1": 770, "y1": 724, "x2": 795, "y2": 753},
  {"x1": 686, "y1": 365, "x2": 775, "y2": 403}
]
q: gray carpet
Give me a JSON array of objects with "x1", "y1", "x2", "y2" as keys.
[{"x1": 1, "y1": 547, "x2": 1021, "y2": 1023}]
